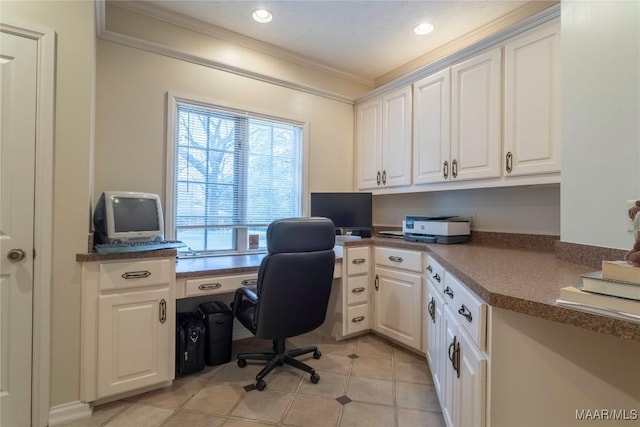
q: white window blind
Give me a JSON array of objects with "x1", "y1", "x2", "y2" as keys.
[{"x1": 173, "y1": 101, "x2": 302, "y2": 255}]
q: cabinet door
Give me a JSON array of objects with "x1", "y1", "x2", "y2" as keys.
[
  {"x1": 504, "y1": 21, "x2": 560, "y2": 176},
  {"x1": 451, "y1": 48, "x2": 502, "y2": 181},
  {"x1": 441, "y1": 305, "x2": 457, "y2": 427},
  {"x1": 97, "y1": 287, "x2": 173, "y2": 398},
  {"x1": 413, "y1": 69, "x2": 451, "y2": 184},
  {"x1": 456, "y1": 327, "x2": 487, "y2": 427},
  {"x1": 381, "y1": 86, "x2": 412, "y2": 187},
  {"x1": 373, "y1": 267, "x2": 422, "y2": 350},
  {"x1": 355, "y1": 97, "x2": 383, "y2": 190},
  {"x1": 425, "y1": 280, "x2": 445, "y2": 402}
]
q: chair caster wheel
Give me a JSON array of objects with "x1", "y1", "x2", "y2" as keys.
[
  {"x1": 256, "y1": 380, "x2": 267, "y2": 391},
  {"x1": 313, "y1": 350, "x2": 321, "y2": 359},
  {"x1": 237, "y1": 359, "x2": 247, "y2": 368},
  {"x1": 310, "y1": 373, "x2": 320, "y2": 384}
]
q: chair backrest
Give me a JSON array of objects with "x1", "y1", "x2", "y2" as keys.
[{"x1": 254, "y1": 217, "x2": 336, "y2": 339}]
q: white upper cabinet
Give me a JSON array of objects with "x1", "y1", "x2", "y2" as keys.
[
  {"x1": 451, "y1": 48, "x2": 502, "y2": 182},
  {"x1": 503, "y1": 20, "x2": 561, "y2": 176},
  {"x1": 356, "y1": 85, "x2": 412, "y2": 190},
  {"x1": 355, "y1": 97, "x2": 383, "y2": 190},
  {"x1": 413, "y1": 68, "x2": 451, "y2": 184}
]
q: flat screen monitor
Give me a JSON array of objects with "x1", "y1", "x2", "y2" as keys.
[
  {"x1": 93, "y1": 191, "x2": 164, "y2": 244},
  {"x1": 310, "y1": 192, "x2": 372, "y2": 232}
]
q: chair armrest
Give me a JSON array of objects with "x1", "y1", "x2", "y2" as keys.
[{"x1": 232, "y1": 286, "x2": 259, "y2": 318}]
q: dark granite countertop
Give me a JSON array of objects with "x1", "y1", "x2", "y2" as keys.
[{"x1": 76, "y1": 248, "x2": 178, "y2": 262}]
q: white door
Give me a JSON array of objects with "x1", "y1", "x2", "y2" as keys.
[{"x1": 0, "y1": 31, "x2": 38, "y2": 427}]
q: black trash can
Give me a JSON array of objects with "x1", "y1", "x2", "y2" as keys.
[
  {"x1": 198, "y1": 301, "x2": 233, "y2": 366},
  {"x1": 175, "y1": 312, "x2": 206, "y2": 376}
]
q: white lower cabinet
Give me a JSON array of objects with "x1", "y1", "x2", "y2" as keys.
[
  {"x1": 97, "y1": 287, "x2": 173, "y2": 398},
  {"x1": 373, "y1": 247, "x2": 422, "y2": 350},
  {"x1": 424, "y1": 254, "x2": 487, "y2": 427},
  {"x1": 81, "y1": 256, "x2": 176, "y2": 402},
  {"x1": 342, "y1": 246, "x2": 372, "y2": 337}
]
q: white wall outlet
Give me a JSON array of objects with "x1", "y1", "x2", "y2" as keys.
[{"x1": 628, "y1": 200, "x2": 638, "y2": 232}]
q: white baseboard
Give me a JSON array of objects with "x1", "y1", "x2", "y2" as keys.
[{"x1": 48, "y1": 401, "x2": 93, "y2": 426}]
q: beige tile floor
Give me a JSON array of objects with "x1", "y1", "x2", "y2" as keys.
[{"x1": 60, "y1": 332, "x2": 445, "y2": 427}]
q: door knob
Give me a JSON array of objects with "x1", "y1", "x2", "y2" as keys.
[{"x1": 7, "y1": 249, "x2": 26, "y2": 262}]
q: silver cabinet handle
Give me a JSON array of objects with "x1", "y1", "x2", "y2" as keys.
[
  {"x1": 388, "y1": 256, "x2": 403, "y2": 263},
  {"x1": 458, "y1": 304, "x2": 473, "y2": 323},
  {"x1": 382, "y1": 170, "x2": 387, "y2": 185},
  {"x1": 428, "y1": 298, "x2": 435, "y2": 323},
  {"x1": 351, "y1": 316, "x2": 365, "y2": 323},
  {"x1": 432, "y1": 273, "x2": 441, "y2": 283},
  {"x1": 121, "y1": 270, "x2": 151, "y2": 279},
  {"x1": 452, "y1": 159, "x2": 458, "y2": 179},
  {"x1": 159, "y1": 299, "x2": 166, "y2": 324},
  {"x1": 198, "y1": 283, "x2": 222, "y2": 291},
  {"x1": 444, "y1": 286, "x2": 454, "y2": 299},
  {"x1": 426, "y1": 265, "x2": 433, "y2": 273},
  {"x1": 352, "y1": 258, "x2": 366, "y2": 264},
  {"x1": 241, "y1": 279, "x2": 257, "y2": 286},
  {"x1": 506, "y1": 151, "x2": 513, "y2": 173},
  {"x1": 375, "y1": 274, "x2": 379, "y2": 291},
  {"x1": 351, "y1": 287, "x2": 366, "y2": 294},
  {"x1": 443, "y1": 160, "x2": 449, "y2": 179},
  {"x1": 376, "y1": 171, "x2": 381, "y2": 186}
]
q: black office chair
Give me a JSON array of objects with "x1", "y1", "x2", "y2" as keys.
[{"x1": 232, "y1": 217, "x2": 336, "y2": 391}]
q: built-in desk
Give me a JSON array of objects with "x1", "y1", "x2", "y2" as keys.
[{"x1": 174, "y1": 246, "x2": 343, "y2": 299}]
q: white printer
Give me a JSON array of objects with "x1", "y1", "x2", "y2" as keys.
[{"x1": 402, "y1": 216, "x2": 470, "y2": 244}]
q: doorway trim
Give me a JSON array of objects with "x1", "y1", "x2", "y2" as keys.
[{"x1": 0, "y1": 21, "x2": 54, "y2": 427}]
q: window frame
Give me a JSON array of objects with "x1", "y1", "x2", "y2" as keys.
[{"x1": 165, "y1": 92, "x2": 310, "y2": 256}]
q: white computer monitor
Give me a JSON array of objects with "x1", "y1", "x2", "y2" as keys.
[{"x1": 94, "y1": 191, "x2": 164, "y2": 243}]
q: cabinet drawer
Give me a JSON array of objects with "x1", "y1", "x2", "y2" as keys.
[
  {"x1": 346, "y1": 304, "x2": 370, "y2": 335},
  {"x1": 346, "y1": 246, "x2": 370, "y2": 276},
  {"x1": 444, "y1": 272, "x2": 487, "y2": 350},
  {"x1": 185, "y1": 273, "x2": 257, "y2": 297},
  {"x1": 99, "y1": 259, "x2": 172, "y2": 291},
  {"x1": 425, "y1": 255, "x2": 445, "y2": 293},
  {"x1": 375, "y1": 247, "x2": 422, "y2": 272},
  {"x1": 346, "y1": 275, "x2": 369, "y2": 305}
]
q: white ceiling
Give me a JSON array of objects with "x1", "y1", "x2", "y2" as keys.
[{"x1": 136, "y1": 0, "x2": 535, "y2": 82}]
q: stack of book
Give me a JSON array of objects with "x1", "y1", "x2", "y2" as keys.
[{"x1": 556, "y1": 260, "x2": 640, "y2": 322}]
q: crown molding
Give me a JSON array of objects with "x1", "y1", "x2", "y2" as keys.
[{"x1": 106, "y1": 0, "x2": 375, "y2": 88}]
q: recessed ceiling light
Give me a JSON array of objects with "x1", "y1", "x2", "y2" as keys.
[
  {"x1": 414, "y1": 22, "x2": 435, "y2": 35},
  {"x1": 252, "y1": 9, "x2": 273, "y2": 23}
]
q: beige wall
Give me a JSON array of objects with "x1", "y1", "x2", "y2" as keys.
[
  {"x1": 374, "y1": 185, "x2": 561, "y2": 235},
  {"x1": 561, "y1": 0, "x2": 640, "y2": 250},
  {"x1": 95, "y1": 40, "x2": 355, "y2": 207},
  {"x1": 489, "y1": 308, "x2": 640, "y2": 426},
  {"x1": 2, "y1": 0, "x2": 96, "y2": 407}
]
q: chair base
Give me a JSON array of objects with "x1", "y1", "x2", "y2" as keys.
[{"x1": 237, "y1": 338, "x2": 321, "y2": 391}]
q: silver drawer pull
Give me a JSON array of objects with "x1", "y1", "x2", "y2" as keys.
[
  {"x1": 458, "y1": 304, "x2": 473, "y2": 323},
  {"x1": 444, "y1": 286, "x2": 454, "y2": 299},
  {"x1": 426, "y1": 265, "x2": 433, "y2": 273},
  {"x1": 352, "y1": 258, "x2": 366, "y2": 264},
  {"x1": 121, "y1": 270, "x2": 151, "y2": 280},
  {"x1": 159, "y1": 299, "x2": 166, "y2": 324},
  {"x1": 351, "y1": 287, "x2": 366, "y2": 294},
  {"x1": 242, "y1": 279, "x2": 257, "y2": 286},
  {"x1": 351, "y1": 316, "x2": 365, "y2": 323},
  {"x1": 198, "y1": 283, "x2": 222, "y2": 291},
  {"x1": 389, "y1": 256, "x2": 403, "y2": 262},
  {"x1": 433, "y1": 273, "x2": 441, "y2": 283}
]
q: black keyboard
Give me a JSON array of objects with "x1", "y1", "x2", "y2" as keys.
[{"x1": 94, "y1": 240, "x2": 186, "y2": 254}]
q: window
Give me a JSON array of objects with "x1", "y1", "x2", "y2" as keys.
[{"x1": 168, "y1": 97, "x2": 304, "y2": 256}]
